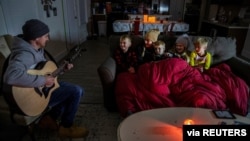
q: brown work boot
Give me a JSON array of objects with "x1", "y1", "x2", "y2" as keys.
[{"x1": 58, "y1": 125, "x2": 89, "y2": 138}]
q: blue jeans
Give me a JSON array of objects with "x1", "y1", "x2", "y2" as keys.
[{"x1": 48, "y1": 81, "x2": 84, "y2": 128}]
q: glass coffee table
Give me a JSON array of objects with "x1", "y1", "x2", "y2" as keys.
[{"x1": 117, "y1": 107, "x2": 250, "y2": 141}]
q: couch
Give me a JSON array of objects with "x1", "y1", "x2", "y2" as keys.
[
  {"x1": 98, "y1": 34, "x2": 250, "y2": 114},
  {"x1": 0, "y1": 35, "x2": 13, "y2": 122},
  {"x1": 0, "y1": 34, "x2": 38, "y2": 140}
]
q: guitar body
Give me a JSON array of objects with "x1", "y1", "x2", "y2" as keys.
[
  {"x1": 12, "y1": 61, "x2": 59, "y2": 116},
  {"x1": 5, "y1": 48, "x2": 83, "y2": 116}
]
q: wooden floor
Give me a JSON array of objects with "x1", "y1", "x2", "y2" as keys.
[
  {"x1": 59, "y1": 36, "x2": 110, "y2": 104},
  {"x1": 58, "y1": 36, "x2": 122, "y2": 141},
  {"x1": 45, "y1": 36, "x2": 122, "y2": 141}
]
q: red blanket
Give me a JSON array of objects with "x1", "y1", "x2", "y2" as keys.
[{"x1": 115, "y1": 58, "x2": 249, "y2": 117}]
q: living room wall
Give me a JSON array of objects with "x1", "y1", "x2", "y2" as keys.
[{"x1": 0, "y1": 0, "x2": 91, "y2": 62}]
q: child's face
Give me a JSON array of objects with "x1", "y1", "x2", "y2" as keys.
[
  {"x1": 194, "y1": 43, "x2": 207, "y2": 56},
  {"x1": 154, "y1": 45, "x2": 165, "y2": 55},
  {"x1": 120, "y1": 38, "x2": 131, "y2": 53},
  {"x1": 144, "y1": 39, "x2": 153, "y2": 48},
  {"x1": 175, "y1": 43, "x2": 186, "y2": 54}
]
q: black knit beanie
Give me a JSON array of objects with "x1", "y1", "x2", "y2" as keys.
[{"x1": 22, "y1": 19, "x2": 49, "y2": 40}]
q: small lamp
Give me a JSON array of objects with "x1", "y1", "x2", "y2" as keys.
[
  {"x1": 148, "y1": 16, "x2": 156, "y2": 23},
  {"x1": 143, "y1": 14, "x2": 148, "y2": 22}
]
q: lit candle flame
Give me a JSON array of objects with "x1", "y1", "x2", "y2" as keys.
[{"x1": 184, "y1": 119, "x2": 194, "y2": 125}]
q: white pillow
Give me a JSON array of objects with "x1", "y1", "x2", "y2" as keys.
[{"x1": 208, "y1": 37, "x2": 236, "y2": 64}]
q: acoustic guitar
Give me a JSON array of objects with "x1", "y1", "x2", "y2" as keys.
[{"x1": 9, "y1": 47, "x2": 84, "y2": 116}]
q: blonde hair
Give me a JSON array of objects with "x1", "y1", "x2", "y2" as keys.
[
  {"x1": 153, "y1": 40, "x2": 165, "y2": 50},
  {"x1": 120, "y1": 34, "x2": 132, "y2": 42},
  {"x1": 194, "y1": 37, "x2": 208, "y2": 48}
]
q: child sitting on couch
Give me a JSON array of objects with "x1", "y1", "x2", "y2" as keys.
[
  {"x1": 152, "y1": 40, "x2": 168, "y2": 61},
  {"x1": 189, "y1": 37, "x2": 212, "y2": 72},
  {"x1": 114, "y1": 34, "x2": 138, "y2": 73},
  {"x1": 166, "y1": 35, "x2": 190, "y2": 63},
  {"x1": 137, "y1": 29, "x2": 160, "y2": 64}
]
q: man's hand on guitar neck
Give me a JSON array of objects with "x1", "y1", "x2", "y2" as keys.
[
  {"x1": 64, "y1": 62, "x2": 74, "y2": 72},
  {"x1": 45, "y1": 74, "x2": 55, "y2": 87},
  {"x1": 44, "y1": 61, "x2": 74, "y2": 87}
]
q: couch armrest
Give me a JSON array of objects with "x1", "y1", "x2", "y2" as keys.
[
  {"x1": 97, "y1": 57, "x2": 117, "y2": 112},
  {"x1": 226, "y1": 57, "x2": 250, "y2": 86},
  {"x1": 97, "y1": 56, "x2": 116, "y2": 85}
]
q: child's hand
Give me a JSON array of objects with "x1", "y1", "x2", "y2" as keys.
[
  {"x1": 128, "y1": 67, "x2": 135, "y2": 73},
  {"x1": 64, "y1": 62, "x2": 74, "y2": 72},
  {"x1": 197, "y1": 66, "x2": 204, "y2": 73},
  {"x1": 194, "y1": 66, "x2": 204, "y2": 73},
  {"x1": 166, "y1": 52, "x2": 173, "y2": 57}
]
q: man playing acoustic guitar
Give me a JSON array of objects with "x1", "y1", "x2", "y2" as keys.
[{"x1": 2, "y1": 19, "x2": 89, "y2": 138}]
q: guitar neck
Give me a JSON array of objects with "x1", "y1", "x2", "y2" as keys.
[
  {"x1": 51, "y1": 62, "x2": 67, "y2": 77},
  {"x1": 50, "y1": 46, "x2": 84, "y2": 77}
]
